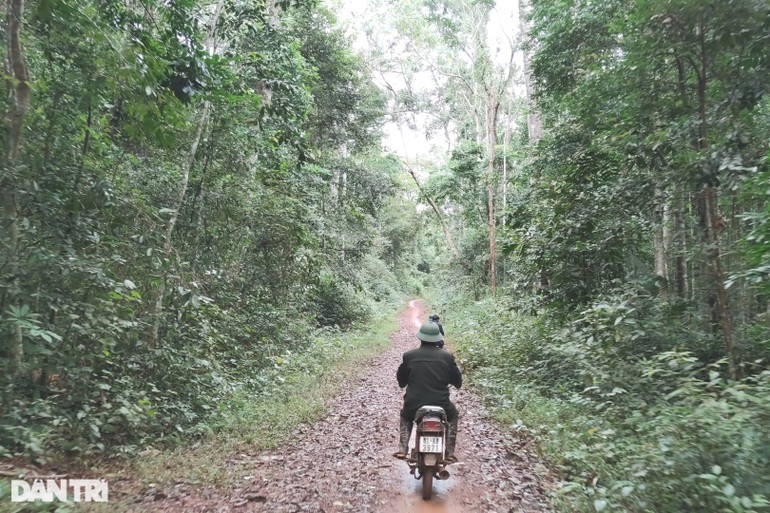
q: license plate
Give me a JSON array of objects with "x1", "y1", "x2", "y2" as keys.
[{"x1": 419, "y1": 436, "x2": 443, "y2": 453}]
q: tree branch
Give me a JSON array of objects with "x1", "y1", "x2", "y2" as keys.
[{"x1": 402, "y1": 160, "x2": 470, "y2": 272}]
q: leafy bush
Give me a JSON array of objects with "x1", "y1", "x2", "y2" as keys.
[
  {"x1": 313, "y1": 271, "x2": 371, "y2": 328},
  {"x1": 444, "y1": 287, "x2": 770, "y2": 513}
]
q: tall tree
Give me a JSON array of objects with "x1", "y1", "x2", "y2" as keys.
[
  {"x1": 2, "y1": 0, "x2": 31, "y2": 374},
  {"x1": 363, "y1": 0, "x2": 518, "y2": 292},
  {"x1": 525, "y1": 0, "x2": 770, "y2": 376}
]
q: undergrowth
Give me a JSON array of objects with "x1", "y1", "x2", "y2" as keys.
[
  {"x1": 430, "y1": 287, "x2": 770, "y2": 513},
  {"x1": 0, "y1": 309, "x2": 399, "y2": 512},
  {"x1": 127, "y1": 311, "x2": 396, "y2": 483}
]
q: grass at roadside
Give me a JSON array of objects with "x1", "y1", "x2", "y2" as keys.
[
  {"x1": 16, "y1": 307, "x2": 401, "y2": 512},
  {"x1": 129, "y1": 311, "x2": 397, "y2": 485},
  {"x1": 0, "y1": 306, "x2": 400, "y2": 512}
]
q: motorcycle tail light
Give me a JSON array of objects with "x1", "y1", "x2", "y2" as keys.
[{"x1": 421, "y1": 420, "x2": 442, "y2": 431}]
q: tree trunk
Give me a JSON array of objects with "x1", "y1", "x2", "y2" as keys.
[
  {"x1": 653, "y1": 185, "x2": 669, "y2": 300},
  {"x1": 502, "y1": 126, "x2": 508, "y2": 229},
  {"x1": 519, "y1": 0, "x2": 546, "y2": 298},
  {"x1": 2, "y1": 0, "x2": 31, "y2": 373},
  {"x1": 519, "y1": 0, "x2": 542, "y2": 143},
  {"x1": 404, "y1": 161, "x2": 469, "y2": 271},
  {"x1": 693, "y1": 19, "x2": 740, "y2": 379},
  {"x1": 486, "y1": 95, "x2": 499, "y2": 295},
  {"x1": 148, "y1": 0, "x2": 224, "y2": 347},
  {"x1": 673, "y1": 189, "x2": 688, "y2": 298},
  {"x1": 149, "y1": 101, "x2": 211, "y2": 347},
  {"x1": 695, "y1": 185, "x2": 739, "y2": 379}
]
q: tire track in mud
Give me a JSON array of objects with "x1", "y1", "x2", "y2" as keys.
[{"x1": 135, "y1": 300, "x2": 552, "y2": 512}]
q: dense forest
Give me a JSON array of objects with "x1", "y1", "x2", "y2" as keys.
[
  {"x1": 0, "y1": 0, "x2": 425, "y2": 460},
  {"x1": 362, "y1": 0, "x2": 770, "y2": 511},
  {"x1": 2, "y1": 0, "x2": 770, "y2": 512}
]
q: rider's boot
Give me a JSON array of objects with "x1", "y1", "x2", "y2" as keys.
[
  {"x1": 443, "y1": 417, "x2": 458, "y2": 463},
  {"x1": 393, "y1": 417, "x2": 412, "y2": 459}
]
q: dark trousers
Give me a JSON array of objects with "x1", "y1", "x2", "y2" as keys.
[{"x1": 401, "y1": 401, "x2": 458, "y2": 423}]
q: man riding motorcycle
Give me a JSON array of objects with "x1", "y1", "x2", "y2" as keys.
[
  {"x1": 428, "y1": 313, "x2": 445, "y2": 349},
  {"x1": 428, "y1": 313, "x2": 444, "y2": 336},
  {"x1": 394, "y1": 321, "x2": 462, "y2": 463}
]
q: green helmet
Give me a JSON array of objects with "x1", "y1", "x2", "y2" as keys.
[{"x1": 416, "y1": 321, "x2": 443, "y2": 343}]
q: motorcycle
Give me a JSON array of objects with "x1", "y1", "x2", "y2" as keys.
[{"x1": 406, "y1": 405, "x2": 451, "y2": 500}]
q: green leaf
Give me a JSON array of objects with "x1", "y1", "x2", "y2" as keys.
[{"x1": 594, "y1": 499, "x2": 608, "y2": 511}]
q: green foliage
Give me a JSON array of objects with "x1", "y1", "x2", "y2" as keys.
[
  {"x1": 737, "y1": 140, "x2": 770, "y2": 296},
  {"x1": 210, "y1": 316, "x2": 396, "y2": 445},
  {"x1": 444, "y1": 291, "x2": 770, "y2": 513},
  {"x1": 0, "y1": 0, "x2": 420, "y2": 461},
  {"x1": 117, "y1": 312, "x2": 397, "y2": 490},
  {"x1": 314, "y1": 271, "x2": 369, "y2": 327},
  {"x1": 335, "y1": 0, "x2": 770, "y2": 511}
]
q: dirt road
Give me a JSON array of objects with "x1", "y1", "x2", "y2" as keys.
[{"x1": 135, "y1": 300, "x2": 552, "y2": 512}]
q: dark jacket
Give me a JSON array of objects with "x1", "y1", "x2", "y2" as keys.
[{"x1": 397, "y1": 342, "x2": 462, "y2": 414}]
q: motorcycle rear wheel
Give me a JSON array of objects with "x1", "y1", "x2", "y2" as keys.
[{"x1": 422, "y1": 467, "x2": 433, "y2": 500}]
